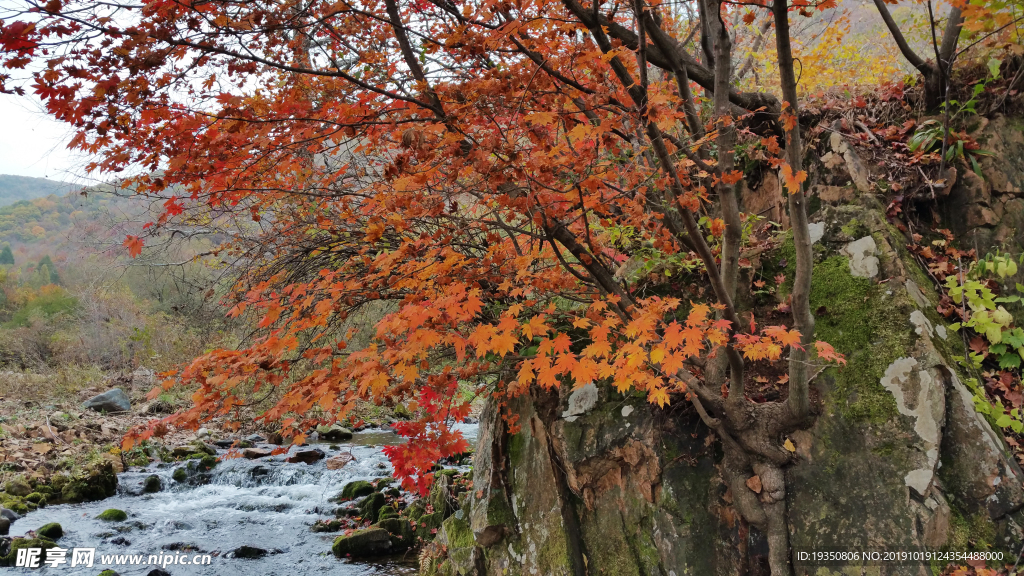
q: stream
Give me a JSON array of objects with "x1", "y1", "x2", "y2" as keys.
[{"x1": 7, "y1": 423, "x2": 478, "y2": 575}]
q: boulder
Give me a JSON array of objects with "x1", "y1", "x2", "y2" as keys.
[
  {"x1": 0, "y1": 517, "x2": 9, "y2": 536},
  {"x1": 331, "y1": 527, "x2": 393, "y2": 557},
  {"x1": 60, "y1": 462, "x2": 118, "y2": 503},
  {"x1": 171, "y1": 468, "x2": 188, "y2": 482},
  {"x1": 375, "y1": 517, "x2": 414, "y2": 549},
  {"x1": 286, "y1": 448, "x2": 325, "y2": 464},
  {"x1": 146, "y1": 569, "x2": 172, "y2": 576},
  {"x1": 82, "y1": 388, "x2": 131, "y2": 413},
  {"x1": 357, "y1": 492, "x2": 386, "y2": 521},
  {"x1": 36, "y1": 522, "x2": 62, "y2": 539},
  {"x1": 0, "y1": 507, "x2": 20, "y2": 521},
  {"x1": 316, "y1": 424, "x2": 353, "y2": 441},
  {"x1": 325, "y1": 452, "x2": 355, "y2": 470},
  {"x1": 96, "y1": 508, "x2": 128, "y2": 522},
  {"x1": 0, "y1": 537, "x2": 58, "y2": 567},
  {"x1": 142, "y1": 475, "x2": 162, "y2": 493},
  {"x1": 242, "y1": 448, "x2": 272, "y2": 459},
  {"x1": 3, "y1": 477, "x2": 32, "y2": 497},
  {"x1": 229, "y1": 545, "x2": 280, "y2": 558}
]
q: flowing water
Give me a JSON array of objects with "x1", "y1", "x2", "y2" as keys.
[{"x1": 8, "y1": 424, "x2": 478, "y2": 575}]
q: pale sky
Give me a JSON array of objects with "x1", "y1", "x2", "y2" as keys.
[{"x1": 0, "y1": 92, "x2": 90, "y2": 181}]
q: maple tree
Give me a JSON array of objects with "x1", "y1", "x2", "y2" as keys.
[{"x1": 0, "y1": 0, "x2": 874, "y2": 572}]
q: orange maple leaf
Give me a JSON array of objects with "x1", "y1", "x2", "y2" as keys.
[
  {"x1": 123, "y1": 235, "x2": 144, "y2": 258},
  {"x1": 781, "y1": 164, "x2": 807, "y2": 194}
]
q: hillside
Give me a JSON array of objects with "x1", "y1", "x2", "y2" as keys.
[{"x1": 0, "y1": 174, "x2": 76, "y2": 207}]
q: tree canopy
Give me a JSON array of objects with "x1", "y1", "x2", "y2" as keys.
[{"x1": 1, "y1": 0, "x2": 1020, "y2": 572}]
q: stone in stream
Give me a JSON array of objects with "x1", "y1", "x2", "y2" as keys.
[
  {"x1": 331, "y1": 527, "x2": 393, "y2": 557},
  {"x1": 0, "y1": 507, "x2": 21, "y2": 521},
  {"x1": 146, "y1": 570, "x2": 172, "y2": 576},
  {"x1": 59, "y1": 462, "x2": 118, "y2": 503},
  {"x1": 245, "y1": 434, "x2": 266, "y2": 443},
  {"x1": 242, "y1": 448, "x2": 272, "y2": 459},
  {"x1": 82, "y1": 388, "x2": 131, "y2": 413},
  {"x1": 285, "y1": 448, "x2": 325, "y2": 464},
  {"x1": 171, "y1": 468, "x2": 188, "y2": 482},
  {"x1": 142, "y1": 474, "x2": 162, "y2": 493},
  {"x1": 324, "y1": 452, "x2": 355, "y2": 470},
  {"x1": 337, "y1": 479, "x2": 374, "y2": 500},
  {"x1": 0, "y1": 517, "x2": 9, "y2": 536},
  {"x1": 1, "y1": 537, "x2": 58, "y2": 567},
  {"x1": 110, "y1": 536, "x2": 131, "y2": 546},
  {"x1": 98, "y1": 571, "x2": 120, "y2": 576},
  {"x1": 96, "y1": 508, "x2": 128, "y2": 522},
  {"x1": 229, "y1": 545, "x2": 282, "y2": 558},
  {"x1": 357, "y1": 492, "x2": 386, "y2": 521},
  {"x1": 35, "y1": 522, "x2": 62, "y2": 539},
  {"x1": 374, "y1": 518, "x2": 414, "y2": 549},
  {"x1": 316, "y1": 424, "x2": 353, "y2": 441}
]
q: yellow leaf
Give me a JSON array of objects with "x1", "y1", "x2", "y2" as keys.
[
  {"x1": 783, "y1": 438, "x2": 796, "y2": 452},
  {"x1": 650, "y1": 347, "x2": 665, "y2": 365}
]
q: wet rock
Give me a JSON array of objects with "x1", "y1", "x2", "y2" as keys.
[
  {"x1": 146, "y1": 570, "x2": 172, "y2": 576},
  {"x1": 316, "y1": 424, "x2": 353, "y2": 441},
  {"x1": 245, "y1": 434, "x2": 266, "y2": 443},
  {"x1": 267, "y1": 431, "x2": 283, "y2": 444},
  {"x1": 110, "y1": 536, "x2": 131, "y2": 546},
  {"x1": 377, "y1": 504, "x2": 399, "y2": 521},
  {"x1": 36, "y1": 522, "x2": 62, "y2": 540},
  {"x1": 98, "y1": 570, "x2": 120, "y2": 576},
  {"x1": 229, "y1": 545, "x2": 281, "y2": 558},
  {"x1": 96, "y1": 508, "x2": 128, "y2": 522},
  {"x1": 171, "y1": 468, "x2": 188, "y2": 482},
  {"x1": 196, "y1": 455, "x2": 217, "y2": 472},
  {"x1": 357, "y1": 492, "x2": 386, "y2": 521},
  {"x1": 286, "y1": 448, "x2": 325, "y2": 464},
  {"x1": 324, "y1": 452, "x2": 355, "y2": 470},
  {"x1": 24, "y1": 492, "x2": 45, "y2": 505},
  {"x1": 429, "y1": 470, "x2": 460, "y2": 519},
  {"x1": 3, "y1": 477, "x2": 32, "y2": 497},
  {"x1": 311, "y1": 519, "x2": 345, "y2": 532},
  {"x1": 196, "y1": 427, "x2": 210, "y2": 439},
  {"x1": 0, "y1": 507, "x2": 20, "y2": 521},
  {"x1": 82, "y1": 388, "x2": 131, "y2": 413},
  {"x1": 375, "y1": 518, "x2": 414, "y2": 549},
  {"x1": 60, "y1": 462, "x2": 118, "y2": 503},
  {"x1": 242, "y1": 448, "x2": 272, "y2": 459},
  {"x1": 143, "y1": 475, "x2": 162, "y2": 493},
  {"x1": 0, "y1": 537, "x2": 58, "y2": 567},
  {"x1": 0, "y1": 518, "x2": 9, "y2": 536},
  {"x1": 331, "y1": 527, "x2": 393, "y2": 557}
]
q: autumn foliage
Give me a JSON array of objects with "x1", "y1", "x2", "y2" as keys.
[{"x1": 4, "y1": 0, "x2": 1012, "y2": 571}]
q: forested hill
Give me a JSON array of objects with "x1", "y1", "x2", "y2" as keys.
[
  {"x1": 0, "y1": 174, "x2": 77, "y2": 207},
  {"x1": 0, "y1": 186, "x2": 148, "y2": 268}
]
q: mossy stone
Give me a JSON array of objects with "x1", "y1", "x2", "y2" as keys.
[
  {"x1": 197, "y1": 454, "x2": 218, "y2": 472},
  {"x1": 338, "y1": 480, "x2": 374, "y2": 500},
  {"x1": 331, "y1": 527, "x2": 393, "y2": 557},
  {"x1": 172, "y1": 468, "x2": 188, "y2": 482},
  {"x1": 377, "y1": 504, "x2": 399, "y2": 521},
  {"x1": 374, "y1": 517, "x2": 414, "y2": 548},
  {"x1": 24, "y1": 492, "x2": 44, "y2": 503},
  {"x1": 96, "y1": 508, "x2": 128, "y2": 522},
  {"x1": 0, "y1": 537, "x2": 58, "y2": 567},
  {"x1": 36, "y1": 522, "x2": 63, "y2": 539},
  {"x1": 143, "y1": 475, "x2": 162, "y2": 493},
  {"x1": 357, "y1": 492, "x2": 386, "y2": 521}
]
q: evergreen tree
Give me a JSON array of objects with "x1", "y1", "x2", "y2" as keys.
[
  {"x1": 37, "y1": 255, "x2": 61, "y2": 285},
  {"x1": 0, "y1": 245, "x2": 13, "y2": 266}
]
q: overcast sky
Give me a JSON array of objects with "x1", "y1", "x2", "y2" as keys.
[{"x1": 0, "y1": 92, "x2": 91, "y2": 182}]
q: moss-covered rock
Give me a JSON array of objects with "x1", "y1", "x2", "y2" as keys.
[
  {"x1": 36, "y1": 522, "x2": 63, "y2": 539},
  {"x1": 24, "y1": 492, "x2": 44, "y2": 504},
  {"x1": 357, "y1": 492, "x2": 386, "y2": 521},
  {"x1": 337, "y1": 479, "x2": 374, "y2": 501},
  {"x1": 143, "y1": 475, "x2": 162, "y2": 493},
  {"x1": 331, "y1": 527, "x2": 393, "y2": 557},
  {"x1": 0, "y1": 537, "x2": 58, "y2": 567},
  {"x1": 3, "y1": 477, "x2": 32, "y2": 497},
  {"x1": 60, "y1": 462, "x2": 118, "y2": 504},
  {"x1": 377, "y1": 504, "x2": 399, "y2": 521},
  {"x1": 414, "y1": 511, "x2": 445, "y2": 540},
  {"x1": 171, "y1": 467, "x2": 188, "y2": 482},
  {"x1": 375, "y1": 517, "x2": 414, "y2": 549},
  {"x1": 196, "y1": 454, "x2": 218, "y2": 472},
  {"x1": 96, "y1": 508, "x2": 128, "y2": 522}
]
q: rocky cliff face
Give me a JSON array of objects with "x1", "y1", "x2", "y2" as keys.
[{"x1": 421, "y1": 119, "x2": 1024, "y2": 576}]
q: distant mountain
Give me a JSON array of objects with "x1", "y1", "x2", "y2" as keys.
[{"x1": 0, "y1": 174, "x2": 77, "y2": 207}]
